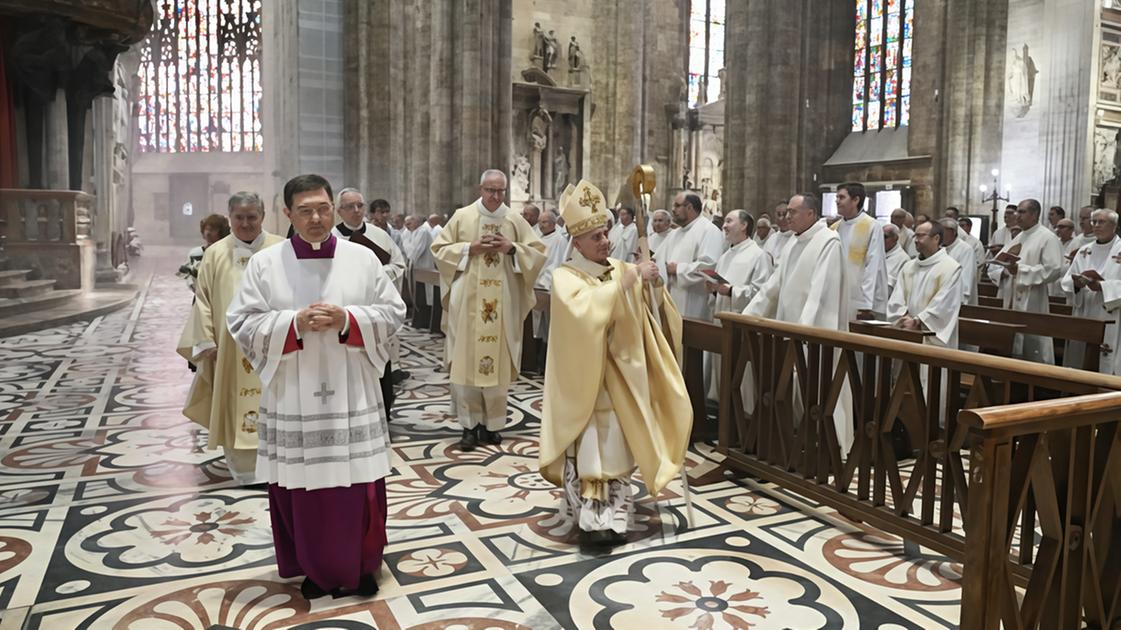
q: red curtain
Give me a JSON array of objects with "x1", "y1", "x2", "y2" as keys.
[{"x1": 0, "y1": 20, "x2": 18, "y2": 188}]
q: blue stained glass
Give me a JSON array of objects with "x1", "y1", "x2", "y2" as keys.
[
  {"x1": 857, "y1": 0, "x2": 867, "y2": 21},
  {"x1": 901, "y1": 95, "x2": 911, "y2": 126},
  {"x1": 884, "y1": 98, "x2": 897, "y2": 127},
  {"x1": 852, "y1": 102, "x2": 865, "y2": 131}
]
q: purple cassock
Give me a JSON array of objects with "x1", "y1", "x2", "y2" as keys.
[
  {"x1": 265, "y1": 231, "x2": 389, "y2": 592},
  {"x1": 268, "y1": 481, "x2": 388, "y2": 591}
]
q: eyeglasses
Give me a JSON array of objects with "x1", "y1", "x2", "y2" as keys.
[
  {"x1": 483, "y1": 187, "x2": 506, "y2": 195},
  {"x1": 1090, "y1": 220, "x2": 1112, "y2": 226},
  {"x1": 339, "y1": 202, "x2": 365, "y2": 211},
  {"x1": 294, "y1": 205, "x2": 333, "y2": 219}
]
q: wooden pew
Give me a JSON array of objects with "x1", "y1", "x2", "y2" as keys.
[
  {"x1": 683, "y1": 317, "x2": 722, "y2": 441},
  {"x1": 960, "y1": 304, "x2": 1108, "y2": 371},
  {"x1": 978, "y1": 294, "x2": 1073, "y2": 316},
  {"x1": 412, "y1": 269, "x2": 442, "y2": 334},
  {"x1": 849, "y1": 319, "x2": 1021, "y2": 358},
  {"x1": 977, "y1": 282, "x2": 998, "y2": 298},
  {"x1": 520, "y1": 290, "x2": 550, "y2": 374}
]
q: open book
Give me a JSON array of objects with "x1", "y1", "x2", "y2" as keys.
[{"x1": 700, "y1": 268, "x2": 731, "y2": 285}]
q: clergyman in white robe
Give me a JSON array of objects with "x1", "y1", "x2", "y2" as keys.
[
  {"x1": 941, "y1": 221, "x2": 977, "y2": 305},
  {"x1": 533, "y1": 213, "x2": 570, "y2": 341},
  {"x1": 609, "y1": 214, "x2": 639, "y2": 263},
  {"x1": 986, "y1": 204, "x2": 1063, "y2": 363},
  {"x1": 655, "y1": 199, "x2": 725, "y2": 320},
  {"x1": 1061, "y1": 221, "x2": 1121, "y2": 372},
  {"x1": 228, "y1": 224, "x2": 405, "y2": 595},
  {"x1": 832, "y1": 211, "x2": 888, "y2": 321}
]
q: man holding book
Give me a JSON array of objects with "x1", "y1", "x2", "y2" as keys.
[{"x1": 987, "y1": 198, "x2": 1064, "y2": 363}]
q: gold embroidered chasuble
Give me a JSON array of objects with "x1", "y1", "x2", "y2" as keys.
[
  {"x1": 431, "y1": 201, "x2": 546, "y2": 387},
  {"x1": 176, "y1": 232, "x2": 284, "y2": 450},
  {"x1": 539, "y1": 255, "x2": 693, "y2": 498}
]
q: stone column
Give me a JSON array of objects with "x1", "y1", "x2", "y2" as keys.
[
  {"x1": 91, "y1": 94, "x2": 117, "y2": 280},
  {"x1": 45, "y1": 88, "x2": 69, "y2": 190},
  {"x1": 723, "y1": 1, "x2": 853, "y2": 215},
  {"x1": 260, "y1": 0, "x2": 299, "y2": 233}
]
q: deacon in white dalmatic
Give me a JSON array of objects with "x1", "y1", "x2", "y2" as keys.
[
  {"x1": 987, "y1": 198, "x2": 1064, "y2": 363},
  {"x1": 227, "y1": 174, "x2": 405, "y2": 599},
  {"x1": 1061, "y1": 209, "x2": 1121, "y2": 373},
  {"x1": 832, "y1": 182, "x2": 888, "y2": 321}
]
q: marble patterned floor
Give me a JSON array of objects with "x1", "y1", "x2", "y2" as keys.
[{"x1": 0, "y1": 275, "x2": 964, "y2": 629}]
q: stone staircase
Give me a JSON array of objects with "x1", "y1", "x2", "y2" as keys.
[{"x1": 0, "y1": 258, "x2": 136, "y2": 336}]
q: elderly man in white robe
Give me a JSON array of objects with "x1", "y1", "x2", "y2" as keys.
[
  {"x1": 763, "y1": 201, "x2": 793, "y2": 266},
  {"x1": 705, "y1": 209, "x2": 772, "y2": 399},
  {"x1": 1061, "y1": 209, "x2": 1121, "y2": 372},
  {"x1": 890, "y1": 208, "x2": 918, "y2": 257},
  {"x1": 744, "y1": 192, "x2": 853, "y2": 453},
  {"x1": 609, "y1": 206, "x2": 639, "y2": 263},
  {"x1": 939, "y1": 218, "x2": 977, "y2": 305},
  {"x1": 954, "y1": 215, "x2": 987, "y2": 274},
  {"x1": 753, "y1": 216, "x2": 773, "y2": 249},
  {"x1": 889, "y1": 220, "x2": 963, "y2": 349},
  {"x1": 227, "y1": 174, "x2": 405, "y2": 599},
  {"x1": 883, "y1": 224, "x2": 911, "y2": 297},
  {"x1": 987, "y1": 198, "x2": 1064, "y2": 363},
  {"x1": 1051, "y1": 217, "x2": 1080, "y2": 302},
  {"x1": 531, "y1": 210, "x2": 569, "y2": 363},
  {"x1": 648, "y1": 209, "x2": 672, "y2": 254},
  {"x1": 655, "y1": 191, "x2": 725, "y2": 320},
  {"x1": 334, "y1": 188, "x2": 409, "y2": 392},
  {"x1": 522, "y1": 203, "x2": 542, "y2": 236},
  {"x1": 833, "y1": 182, "x2": 888, "y2": 321},
  {"x1": 989, "y1": 204, "x2": 1019, "y2": 255}
]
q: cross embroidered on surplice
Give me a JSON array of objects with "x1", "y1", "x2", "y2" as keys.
[{"x1": 313, "y1": 382, "x2": 335, "y2": 404}]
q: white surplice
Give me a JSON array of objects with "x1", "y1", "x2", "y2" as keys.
[
  {"x1": 885, "y1": 244, "x2": 911, "y2": 298},
  {"x1": 899, "y1": 226, "x2": 918, "y2": 258},
  {"x1": 831, "y1": 213, "x2": 888, "y2": 320},
  {"x1": 609, "y1": 222, "x2": 638, "y2": 263},
  {"x1": 987, "y1": 223, "x2": 1064, "y2": 363},
  {"x1": 744, "y1": 221, "x2": 853, "y2": 453},
  {"x1": 707, "y1": 238, "x2": 773, "y2": 400},
  {"x1": 227, "y1": 238, "x2": 406, "y2": 490},
  {"x1": 331, "y1": 222, "x2": 407, "y2": 291},
  {"x1": 888, "y1": 248, "x2": 963, "y2": 349},
  {"x1": 655, "y1": 215, "x2": 725, "y2": 320},
  {"x1": 959, "y1": 229, "x2": 986, "y2": 274},
  {"x1": 648, "y1": 229, "x2": 670, "y2": 256},
  {"x1": 763, "y1": 230, "x2": 793, "y2": 267},
  {"x1": 533, "y1": 228, "x2": 570, "y2": 339},
  {"x1": 1061, "y1": 236, "x2": 1121, "y2": 373},
  {"x1": 944, "y1": 238, "x2": 977, "y2": 304},
  {"x1": 1050, "y1": 237, "x2": 1082, "y2": 300}
]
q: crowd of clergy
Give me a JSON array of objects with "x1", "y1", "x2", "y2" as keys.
[{"x1": 172, "y1": 166, "x2": 1121, "y2": 600}]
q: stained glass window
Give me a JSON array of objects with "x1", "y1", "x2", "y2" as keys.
[
  {"x1": 852, "y1": 0, "x2": 914, "y2": 131},
  {"x1": 137, "y1": 0, "x2": 263, "y2": 153},
  {"x1": 688, "y1": 0, "x2": 726, "y2": 106}
]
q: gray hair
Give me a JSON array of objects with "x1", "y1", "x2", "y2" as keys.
[
  {"x1": 335, "y1": 187, "x2": 363, "y2": 206},
  {"x1": 883, "y1": 223, "x2": 899, "y2": 237},
  {"x1": 728, "y1": 209, "x2": 754, "y2": 236},
  {"x1": 938, "y1": 218, "x2": 959, "y2": 232},
  {"x1": 228, "y1": 191, "x2": 265, "y2": 216},
  {"x1": 480, "y1": 169, "x2": 507, "y2": 185},
  {"x1": 1092, "y1": 208, "x2": 1120, "y2": 226},
  {"x1": 652, "y1": 209, "x2": 670, "y2": 220},
  {"x1": 796, "y1": 192, "x2": 821, "y2": 218},
  {"x1": 757, "y1": 216, "x2": 771, "y2": 227}
]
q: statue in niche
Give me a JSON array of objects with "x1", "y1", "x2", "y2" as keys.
[
  {"x1": 682, "y1": 167, "x2": 693, "y2": 191},
  {"x1": 531, "y1": 22, "x2": 545, "y2": 63},
  {"x1": 1007, "y1": 44, "x2": 1038, "y2": 119},
  {"x1": 568, "y1": 36, "x2": 584, "y2": 71},
  {"x1": 1102, "y1": 42, "x2": 1121, "y2": 92},
  {"x1": 553, "y1": 148, "x2": 569, "y2": 199},
  {"x1": 1093, "y1": 127, "x2": 1121, "y2": 192},
  {"x1": 717, "y1": 68, "x2": 726, "y2": 101},
  {"x1": 528, "y1": 108, "x2": 551, "y2": 152},
  {"x1": 512, "y1": 154, "x2": 531, "y2": 197},
  {"x1": 543, "y1": 30, "x2": 560, "y2": 71}
]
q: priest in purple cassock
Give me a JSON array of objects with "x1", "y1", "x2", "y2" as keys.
[{"x1": 227, "y1": 174, "x2": 406, "y2": 599}]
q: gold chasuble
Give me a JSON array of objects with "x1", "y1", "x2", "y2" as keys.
[
  {"x1": 539, "y1": 181, "x2": 693, "y2": 498},
  {"x1": 177, "y1": 232, "x2": 284, "y2": 450},
  {"x1": 431, "y1": 201, "x2": 546, "y2": 387}
]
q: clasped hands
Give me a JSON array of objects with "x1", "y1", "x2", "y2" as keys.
[
  {"x1": 469, "y1": 233, "x2": 514, "y2": 256},
  {"x1": 704, "y1": 280, "x2": 732, "y2": 296},
  {"x1": 296, "y1": 303, "x2": 347, "y2": 333},
  {"x1": 622, "y1": 261, "x2": 659, "y2": 290}
]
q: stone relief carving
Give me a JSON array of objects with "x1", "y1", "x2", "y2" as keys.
[
  {"x1": 528, "y1": 108, "x2": 552, "y2": 152},
  {"x1": 1007, "y1": 44, "x2": 1038, "y2": 119},
  {"x1": 1093, "y1": 126, "x2": 1121, "y2": 193},
  {"x1": 513, "y1": 154, "x2": 531, "y2": 197},
  {"x1": 1101, "y1": 30, "x2": 1121, "y2": 107}
]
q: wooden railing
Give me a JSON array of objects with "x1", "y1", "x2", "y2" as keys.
[
  {"x1": 715, "y1": 313, "x2": 1121, "y2": 629},
  {"x1": 961, "y1": 393, "x2": 1121, "y2": 629}
]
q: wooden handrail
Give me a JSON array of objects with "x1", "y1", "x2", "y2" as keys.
[
  {"x1": 958, "y1": 390, "x2": 1121, "y2": 436},
  {"x1": 717, "y1": 312, "x2": 1121, "y2": 392}
]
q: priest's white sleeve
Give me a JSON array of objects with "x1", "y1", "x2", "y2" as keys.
[
  {"x1": 916, "y1": 266, "x2": 963, "y2": 346},
  {"x1": 733, "y1": 251, "x2": 773, "y2": 306},
  {"x1": 675, "y1": 227, "x2": 724, "y2": 287},
  {"x1": 386, "y1": 239, "x2": 407, "y2": 284},
  {"x1": 862, "y1": 223, "x2": 888, "y2": 313},
  {"x1": 1015, "y1": 237, "x2": 1063, "y2": 288},
  {"x1": 958, "y1": 246, "x2": 977, "y2": 302},
  {"x1": 346, "y1": 256, "x2": 408, "y2": 377},
  {"x1": 226, "y1": 256, "x2": 297, "y2": 387},
  {"x1": 886, "y1": 271, "x2": 908, "y2": 324},
  {"x1": 743, "y1": 264, "x2": 781, "y2": 319}
]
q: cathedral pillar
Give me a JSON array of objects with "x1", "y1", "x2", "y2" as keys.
[{"x1": 723, "y1": 1, "x2": 853, "y2": 215}]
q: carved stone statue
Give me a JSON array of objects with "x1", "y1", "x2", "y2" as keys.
[
  {"x1": 553, "y1": 148, "x2": 569, "y2": 199},
  {"x1": 1007, "y1": 44, "x2": 1038, "y2": 119},
  {"x1": 543, "y1": 30, "x2": 559, "y2": 72},
  {"x1": 717, "y1": 68, "x2": 726, "y2": 100},
  {"x1": 513, "y1": 154, "x2": 531, "y2": 196},
  {"x1": 567, "y1": 36, "x2": 584, "y2": 71},
  {"x1": 528, "y1": 108, "x2": 551, "y2": 152},
  {"x1": 531, "y1": 22, "x2": 545, "y2": 62}
]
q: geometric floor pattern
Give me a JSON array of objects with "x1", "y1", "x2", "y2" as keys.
[{"x1": 0, "y1": 274, "x2": 963, "y2": 629}]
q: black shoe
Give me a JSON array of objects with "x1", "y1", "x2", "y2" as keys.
[
  {"x1": 355, "y1": 573, "x2": 378, "y2": 597},
  {"x1": 391, "y1": 369, "x2": 410, "y2": 384},
  {"x1": 300, "y1": 577, "x2": 328, "y2": 599},
  {"x1": 458, "y1": 428, "x2": 477, "y2": 451},
  {"x1": 475, "y1": 426, "x2": 502, "y2": 446}
]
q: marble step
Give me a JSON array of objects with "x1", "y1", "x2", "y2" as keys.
[
  {"x1": 0, "y1": 289, "x2": 81, "y2": 318},
  {"x1": 0, "y1": 269, "x2": 32, "y2": 286},
  {"x1": 0, "y1": 279, "x2": 57, "y2": 299}
]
